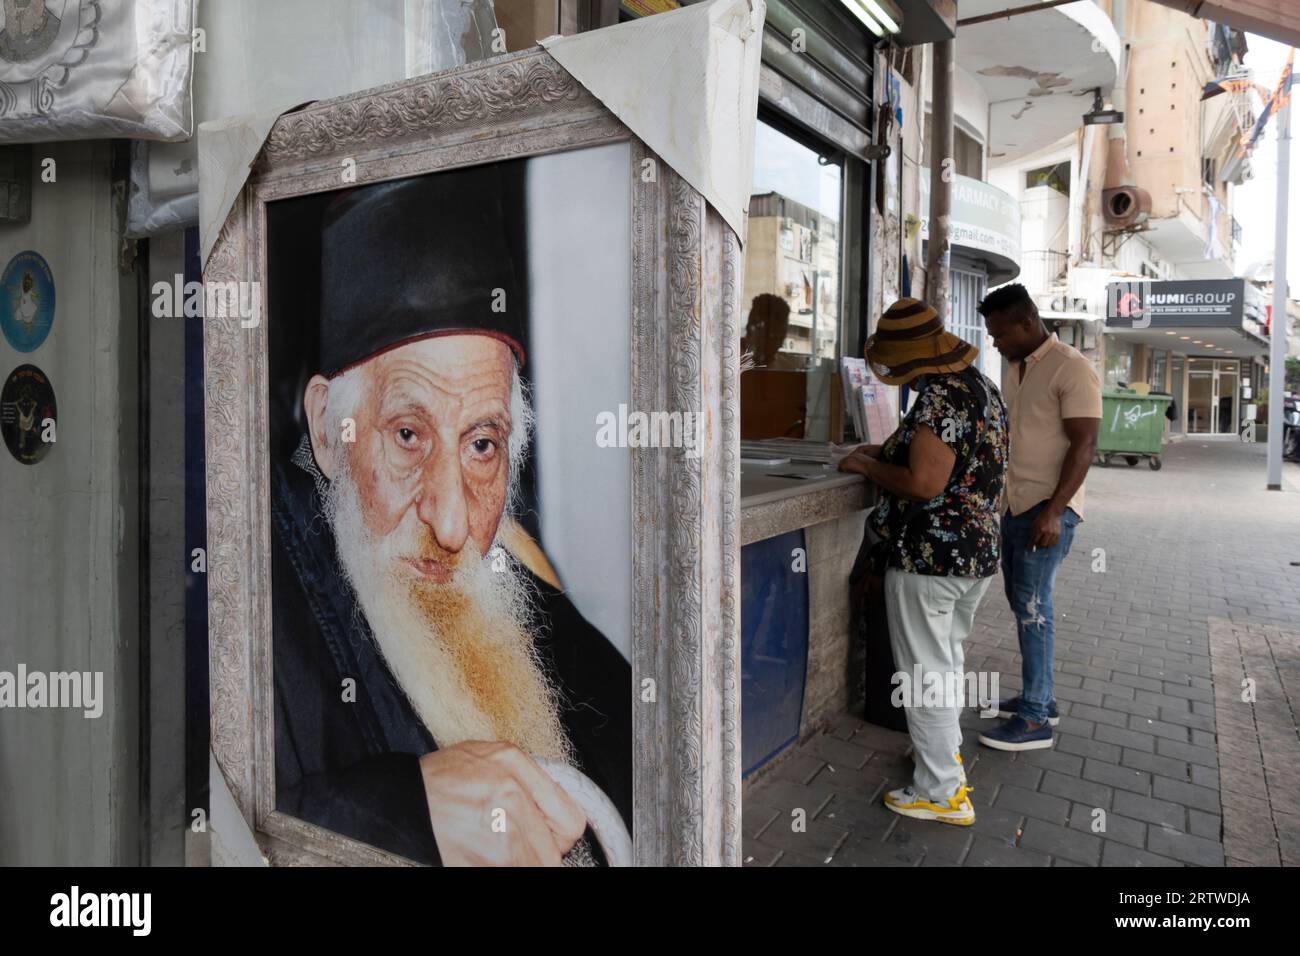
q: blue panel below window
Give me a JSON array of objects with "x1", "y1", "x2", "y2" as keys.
[{"x1": 741, "y1": 529, "x2": 810, "y2": 777}]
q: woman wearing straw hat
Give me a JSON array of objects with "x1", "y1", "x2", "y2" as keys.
[{"x1": 839, "y1": 297, "x2": 1008, "y2": 825}]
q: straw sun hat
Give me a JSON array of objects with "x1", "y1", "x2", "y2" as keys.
[{"x1": 863, "y1": 297, "x2": 980, "y2": 386}]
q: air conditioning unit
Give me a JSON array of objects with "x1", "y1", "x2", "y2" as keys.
[{"x1": 1102, "y1": 186, "x2": 1152, "y2": 230}]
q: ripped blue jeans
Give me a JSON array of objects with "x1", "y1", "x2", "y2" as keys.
[{"x1": 1000, "y1": 501, "x2": 1080, "y2": 726}]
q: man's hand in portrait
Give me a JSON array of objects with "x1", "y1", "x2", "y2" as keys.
[{"x1": 419, "y1": 741, "x2": 588, "y2": 866}]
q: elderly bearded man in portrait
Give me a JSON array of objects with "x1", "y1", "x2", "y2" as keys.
[{"x1": 270, "y1": 170, "x2": 632, "y2": 867}]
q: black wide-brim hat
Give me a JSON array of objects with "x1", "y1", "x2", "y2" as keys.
[{"x1": 318, "y1": 164, "x2": 527, "y2": 377}]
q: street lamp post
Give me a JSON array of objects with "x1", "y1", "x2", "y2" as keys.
[{"x1": 1268, "y1": 73, "x2": 1291, "y2": 490}]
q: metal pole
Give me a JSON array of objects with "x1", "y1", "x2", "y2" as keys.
[
  {"x1": 926, "y1": 36, "x2": 954, "y2": 321},
  {"x1": 1268, "y1": 81, "x2": 1290, "y2": 490}
]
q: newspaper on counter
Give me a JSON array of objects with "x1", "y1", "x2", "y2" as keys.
[{"x1": 840, "y1": 356, "x2": 898, "y2": 444}]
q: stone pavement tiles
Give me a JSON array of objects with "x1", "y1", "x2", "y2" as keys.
[
  {"x1": 743, "y1": 440, "x2": 1300, "y2": 867},
  {"x1": 1207, "y1": 618, "x2": 1300, "y2": 865}
]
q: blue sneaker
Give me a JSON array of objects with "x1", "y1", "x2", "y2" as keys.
[
  {"x1": 978, "y1": 715, "x2": 1054, "y2": 752},
  {"x1": 994, "y1": 696, "x2": 1060, "y2": 727}
]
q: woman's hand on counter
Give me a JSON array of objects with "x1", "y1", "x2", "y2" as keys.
[
  {"x1": 829, "y1": 442, "x2": 881, "y2": 471},
  {"x1": 837, "y1": 447, "x2": 879, "y2": 477}
]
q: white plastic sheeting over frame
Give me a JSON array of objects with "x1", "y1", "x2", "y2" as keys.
[{"x1": 132, "y1": 0, "x2": 497, "y2": 237}]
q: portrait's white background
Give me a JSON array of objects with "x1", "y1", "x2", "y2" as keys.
[{"x1": 527, "y1": 141, "x2": 633, "y2": 661}]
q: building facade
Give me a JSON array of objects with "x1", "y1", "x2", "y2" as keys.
[{"x1": 988, "y1": 2, "x2": 1267, "y2": 438}]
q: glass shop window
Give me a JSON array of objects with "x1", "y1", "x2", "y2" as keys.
[
  {"x1": 1105, "y1": 341, "x2": 1134, "y2": 387},
  {"x1": 740, "y1": 118, "x2": 844, "y2": 441},
  {"x1": 1151, "y1": 352, "x2": 1167, "y2": 392}
]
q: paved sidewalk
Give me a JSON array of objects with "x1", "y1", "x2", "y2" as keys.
[{"x1": 743, "y1": 439, "x2": 1300, "y2": 867}]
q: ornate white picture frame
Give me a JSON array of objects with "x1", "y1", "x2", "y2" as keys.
[{"x1": 203, "y1": 47, "x2": 742, "y2": 867}]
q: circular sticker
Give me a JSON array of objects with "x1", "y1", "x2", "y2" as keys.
[
  {"x1": 1, "y1": 364, "x2": 56, "y2": 465},
  {"x1": 1, "y1": 250, "x2": 55, "y2": 352}
]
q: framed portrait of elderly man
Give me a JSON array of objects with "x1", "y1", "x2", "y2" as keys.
[{"x1": 203, "y1": 14, "x2": 759, "y2": 867}]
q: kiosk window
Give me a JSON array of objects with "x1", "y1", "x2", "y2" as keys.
[{"x1": 741, "y1": 119, "x2": 844, "y2": 441}]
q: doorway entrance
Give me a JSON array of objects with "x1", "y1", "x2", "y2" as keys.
[{"x1": 1185, "y1": 357, "x2": 1239, "y2": 434}]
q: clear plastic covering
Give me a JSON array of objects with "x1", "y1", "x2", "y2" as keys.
[{"x1": 0, "y1": 0, "x2": 196, "y2": 144}]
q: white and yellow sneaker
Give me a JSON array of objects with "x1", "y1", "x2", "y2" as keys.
[{"x1": 883, "y1": 785, "x2": 976, "y2": 825}]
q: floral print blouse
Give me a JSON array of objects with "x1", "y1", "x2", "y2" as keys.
[{"x1": 867, "y1": 368, "x2": 1009, "y2": 577}]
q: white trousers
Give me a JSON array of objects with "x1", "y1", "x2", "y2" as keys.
[{"x1": 882, "y1": 568, "x2": 992, "y2": 802}]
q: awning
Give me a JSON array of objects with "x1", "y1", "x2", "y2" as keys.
[
  {"x1": 919, "y1": 170, "x2": 1022, "y2": 284},
  {"x1": 1147, "y1": 1, "x2": 1300, "y2": 50}
]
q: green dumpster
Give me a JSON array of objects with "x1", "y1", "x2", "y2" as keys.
[{"x1": 1097, "y1": 387, "x2": 1172, "y2": 470}]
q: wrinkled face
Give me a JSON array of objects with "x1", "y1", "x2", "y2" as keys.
[
  {"x1": 984, "y1": 309, "x2": 1039, "y2": 362},
  {"x1": 307, "y1": 335, "x2": 573, "y2": 764},
  {"x1": 307, "y1": 335, "x2": 514, "y2": 583}
]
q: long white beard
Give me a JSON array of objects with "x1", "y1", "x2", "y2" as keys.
[{"x1": 322, "y1": 459, "x2": 574, "y2": 765}]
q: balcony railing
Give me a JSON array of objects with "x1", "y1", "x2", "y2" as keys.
[{"x1": 1018, "y1": 249, "x2": 1069, "y2": 295}]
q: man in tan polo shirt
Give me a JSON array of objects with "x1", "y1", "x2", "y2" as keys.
[{"x1": 975, "y1": 284, "x2": 1101, "y2": 750}]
